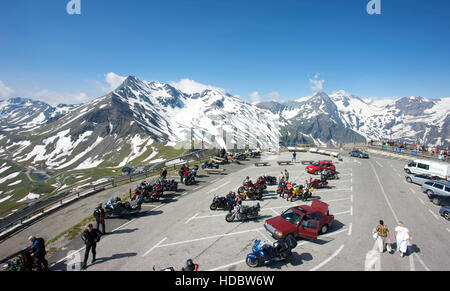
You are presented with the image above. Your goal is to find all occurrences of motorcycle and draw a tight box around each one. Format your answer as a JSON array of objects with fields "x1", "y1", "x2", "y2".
[
  {"x1": 202, "y1": 161, "x2": 219, "y2": 169},
  {"x1": 159, "y1": 178, "x2": 178, "y2": 192},
  {"x1": 246, "y1": 237, "x2": 297, "y2": 268},
  {"x1": 192, "y1": 165, "x2": 199, "y2": 177},
  {"x1": 153, "y1": 260, "x2": 199, "y2": 271},
  {"x1": 309, "y1": 177, "x2": 328, "y2": 189},
  {"x1": 277, "y1": 181, "x2": 294, "y2": 198},
  {"x1": 105, "y1": 195, "x2": 143, "y2": 217},
  {"x1": 255, "y1": 176, "x2": 267, "y2": 190},
  {"x1": 225, "y1": 203, "x2": 261, "y2": 222},
  {"x1": 241, "y1": 186, "x2": 263, "y2": 200},
  {"x1": 210, "y1": 195, "x2": 235, "y2": 211},
  {"x1": 183, "y1": 170, "x2": 196, "y2": 186},
  {"x1": 286, "y1": 184, "x2": 303, "y2": 202},
  {"x1": 262, "y1": 175, "x2": 277, "y2": 186},
  {"x1": 238, "y1": 179, "x2": 263, "y2": 195},
  {"x1": 301, "y1": 183, "x2": 314, "y2": 201},
  {"x1": 325, "y1": 171, "x2": 339, "y2": 180}
]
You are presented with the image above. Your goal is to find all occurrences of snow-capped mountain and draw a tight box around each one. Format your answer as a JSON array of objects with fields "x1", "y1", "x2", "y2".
[
  {"x1": 258, "y1": 90, "x2": 450, "y2": 146},
  {"x1": 0, "y1": 98, "x2": 78, "y2": 132},
  {"x1": 258, "y1": 91, "x2": 366, "y2": 146},
  {"x1": 0, "y1": 76, "x2": 280, "y2": 171}
]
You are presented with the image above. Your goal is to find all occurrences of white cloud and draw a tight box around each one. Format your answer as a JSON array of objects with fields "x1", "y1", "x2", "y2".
[
  {"x1": 0, "y1": 81, "x2": 14, "y2": 98},
  {"x1": 249, "y1": 91, "x2": 262, "y2": 104},
  {"x1": 29, "y1": 90, "x2": 89, "y2": 106},
  {"x1": 310, "y1": 73, "x2": 325, "y2": 92},
  {"x1": 268, "y1": 91, "x2": 281, "y2": 101},
  {"x1": 169, "y1": 78, "x2": 226, "y2": 95},
  {"x1": 105, "y1": 72, "x2": 127, "y2": 91}
]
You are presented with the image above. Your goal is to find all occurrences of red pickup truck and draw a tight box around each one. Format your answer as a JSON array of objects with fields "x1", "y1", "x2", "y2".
[
  {"x1": 264, "y1": 200, "x2": 334, "y2": 241},
  {"x1": 306, "y1": 161, "x2": 336, "y2": 175}
]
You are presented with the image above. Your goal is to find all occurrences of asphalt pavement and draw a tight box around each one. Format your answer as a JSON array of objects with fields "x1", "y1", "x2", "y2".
[{"x1": 46, "y1": 151, "x2": 450, "y2": 271}]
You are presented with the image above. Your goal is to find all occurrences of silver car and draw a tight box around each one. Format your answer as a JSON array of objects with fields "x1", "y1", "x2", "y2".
[
  {"x1": 421, "y1": 180, "x2": 450, "y2": 196},
  {"x1": 405, "y1": 174, "x2": 438, "y2": 185}
]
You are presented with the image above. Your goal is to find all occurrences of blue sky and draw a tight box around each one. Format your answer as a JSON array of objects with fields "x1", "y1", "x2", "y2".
[{"x1": 1, "y1": 0, "x2": 450, "y2": 105}]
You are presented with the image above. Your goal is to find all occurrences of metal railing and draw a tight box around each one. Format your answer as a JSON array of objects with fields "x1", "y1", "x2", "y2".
[
  {"x1": 366, "y1": 144, "x2": 450, "y2": 162},
  {"x1": 0, "y1": 149, "x2": 216, "y2": 240}
]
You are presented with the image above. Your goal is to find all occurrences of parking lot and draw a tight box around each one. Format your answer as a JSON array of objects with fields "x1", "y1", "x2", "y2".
[{"x1": 48, "y1": 151, "x2": 450, "y2": 271}]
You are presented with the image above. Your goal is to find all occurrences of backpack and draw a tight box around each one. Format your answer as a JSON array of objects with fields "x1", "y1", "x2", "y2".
[{"x1": 36, "y1": 237, "x2": 46, "y2": 252}]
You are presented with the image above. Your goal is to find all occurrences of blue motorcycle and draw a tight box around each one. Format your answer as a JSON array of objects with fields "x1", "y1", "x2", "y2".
[{"x1": 246, "y1": 238, "x2": 296, "y2": 268}]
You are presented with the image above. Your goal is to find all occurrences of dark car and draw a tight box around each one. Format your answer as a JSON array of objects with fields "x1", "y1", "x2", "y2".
[
  {"x1": 349, "y1": 151, "x2": 369, "y2": 158},
  {"x1": 439, "y1": 206, "x2": 450, "y2": 221},
  {"x1": 427, "y1": 193, "x2": 450, "y2": 206},
  {"x1": 264, "y1": 200, "x2": 334, "y2": 241}
]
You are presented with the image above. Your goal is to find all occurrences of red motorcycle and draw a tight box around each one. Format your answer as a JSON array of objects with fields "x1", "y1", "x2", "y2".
[{"x1": 309, "y1": 177, "x2": 328, "y2": 189}]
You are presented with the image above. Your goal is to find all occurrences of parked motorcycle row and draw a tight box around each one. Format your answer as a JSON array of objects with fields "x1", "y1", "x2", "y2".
[
  {"x1": 207, "y1": 160, "x2": 339, "y2": 268},
  {"x1": 104, "y1": 165, "x2": 202, "y2": 218}
]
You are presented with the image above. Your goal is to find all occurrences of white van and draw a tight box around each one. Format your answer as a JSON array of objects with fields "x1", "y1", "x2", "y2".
[{"x1": 404, "y1": 159, "x2": 450, "y2": 180}]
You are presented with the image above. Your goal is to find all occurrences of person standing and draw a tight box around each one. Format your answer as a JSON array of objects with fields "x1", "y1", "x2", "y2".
[
  {"x1": 28, "y1": 236, "x2": 49, "y2": 271},
  {"x1": 161, "y1": 167, "x2": 168, "y2": 179},
  {"x1": 292, "y1": 152, "x2": 297, "y2": 163},
  {"x1": 179, "y1": 165, "x2": 186, "y2": 183},
  {"x1": 394, "y1": 221, "x2": 411, "y2": 257},
  {"x1": 375, "y1": 220, "x2": 391, "y2": 253},
  {"x1": 284, "y1": 169, "x2": 289, "y2": 182},
  {"x1": 81, "y1": 224, "x2": 102, "y2": 270},
  {"x1": 93, "y1": 203, "x2": 106, "y2": 235},
  {"x1": 278, "y1": 171, "x2": 285, "y2": 184}
]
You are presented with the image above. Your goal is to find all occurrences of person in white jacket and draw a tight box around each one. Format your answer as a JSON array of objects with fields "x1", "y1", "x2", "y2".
[{"x1": 394, "y1": 221, "x2": 411, "y2": 257}]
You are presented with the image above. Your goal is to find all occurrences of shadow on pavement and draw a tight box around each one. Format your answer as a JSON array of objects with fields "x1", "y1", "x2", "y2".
[
  {"x1": 109, "y1": 228, "x2": 138, "y2": 235},
  {"x1": 265, "y1": 252, "x2": 314, "y2": 269}
]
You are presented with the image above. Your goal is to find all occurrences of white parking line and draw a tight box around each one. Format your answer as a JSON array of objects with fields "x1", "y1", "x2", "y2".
[
  {"x1": 414, "y1": 253, "x2": 431, "y2": 271},
  {"x1": 428, "y1": 209, "x2": 440, "y2": 221},
  {"x1": 409, "y1": 254, "x2": 415, "y2": 271},
  {"x1": 417, "y1": 197, "x2": 425, "y2": 205},
  {"x1": 142, "y1": 237, "x2": 167, "y2": 257},
  {"x1": 208, "y1": 228, "x2": 349, "y2": 271},
  {"x1": 112, "y1": 218, "x2": 137, "y2": 231},
  {"x1": 310, "y1": 244, "x2": 345, "y2": 271},
  {"x1": 193, "y1": 186, "x2": 202, "y2": 191},
  {"x1": 319, "y1": 188, "x2": 352, "y2": 193},
  {"x1": 209, "y1": 181, "x2": 230, "y2": 193},
  {"x1": 155, "y1": 228, "x2": 265, "y2": 249},
  {"x1": 185, "y1": 213, "x2": 200, "y2": 224},
  {"x1": 375, "y1": 161, "x2": 383, "y2": 168},
  {"x1": 348, "y1": 223, "x2": 352, "y2": 236}
]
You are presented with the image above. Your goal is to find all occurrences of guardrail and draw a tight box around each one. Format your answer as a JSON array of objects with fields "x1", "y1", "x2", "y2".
[
  {"x1": 0, "y1": 149, "x2": 216, "y2": 241},
  {"x1": 366, "y1": 145, "x2": 450, "y2": 162}
]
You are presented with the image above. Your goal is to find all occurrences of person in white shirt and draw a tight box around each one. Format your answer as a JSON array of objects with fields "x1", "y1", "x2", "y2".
[{"x1": 394, "y1": 221, "x2": 411, "y2": 257}]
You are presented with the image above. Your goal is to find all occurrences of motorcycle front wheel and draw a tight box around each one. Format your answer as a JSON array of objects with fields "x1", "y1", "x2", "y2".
[
  {"x1": 246, "y1": 256, "x2": 260, "y2": 268},
  {"x1": 210, "y1": 203, "x2": 218, "y2": 210},
  {"x1": 225, "y1": 213, "x2": 234, "y2": 222}
]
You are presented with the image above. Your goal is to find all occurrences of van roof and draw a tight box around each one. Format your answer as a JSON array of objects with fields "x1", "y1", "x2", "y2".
[{"x1": 411, "y1": 159, "x2": 450, "y2": 166}]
